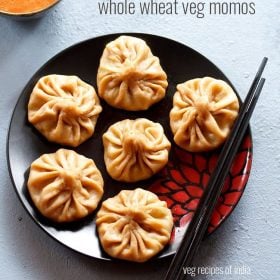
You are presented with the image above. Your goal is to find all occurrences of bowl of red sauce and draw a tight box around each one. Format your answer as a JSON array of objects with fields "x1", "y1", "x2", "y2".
[{"x1": 0, "y1": 0, "x2": 61, "y2": 19}]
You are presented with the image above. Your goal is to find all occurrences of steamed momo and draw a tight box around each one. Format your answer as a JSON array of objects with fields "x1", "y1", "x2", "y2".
[
  {"x1": 96, "y1": 188, "x2": 173, "y2": 262},
  {"x1": 103, "y1": 118, "x2": 171, "y2": 182},
  {"x1": 97, "y1": 36, "x2": 168, "y2": 111},
  {"x1": 27, "y1": 149, "x2": 104, "y2": 222},
  {"x1": 28, "y1": 74, "x2": 102, "y2": 147},
  {"x1": 170, "y1": 77, "x2": 239, "y2": 152}
]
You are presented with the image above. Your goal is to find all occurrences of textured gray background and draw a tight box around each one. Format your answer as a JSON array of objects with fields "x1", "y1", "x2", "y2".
[{"x1": 0, "y1": 0, "x2": 279, "y2": 279}]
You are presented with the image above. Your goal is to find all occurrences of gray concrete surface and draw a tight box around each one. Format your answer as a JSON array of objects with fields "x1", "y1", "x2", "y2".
[{"x1": 0, "y1": 0, "x2": 279, "y2": 279}]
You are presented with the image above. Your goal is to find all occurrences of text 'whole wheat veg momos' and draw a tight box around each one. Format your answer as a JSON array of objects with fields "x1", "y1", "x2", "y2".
[
  {"x1": 28, "y1": 74, "x2": 102, "y2": 147},
  {"x1": 97, "y1": 36, "x2": 168, "y2": 111}
]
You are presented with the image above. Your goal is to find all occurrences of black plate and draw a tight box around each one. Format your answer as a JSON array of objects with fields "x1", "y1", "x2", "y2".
[{"x1": 7, "y1": 33, "x2": 245, "y2": 260}]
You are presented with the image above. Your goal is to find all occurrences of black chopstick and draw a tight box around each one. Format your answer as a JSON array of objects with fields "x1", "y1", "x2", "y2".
[{"x1": 164, "y1": 57, "x2": 268, "y2": 280}]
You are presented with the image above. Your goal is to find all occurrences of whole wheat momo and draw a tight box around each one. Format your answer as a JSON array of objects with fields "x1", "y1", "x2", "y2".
[
  {"x1": 27, "y1": 149, "x2": 104, "y2": 222},
  {"x1": 28, "y1": 74, "x2": 102, "y2": 147},
  {"x1": 103, "y1": 118, "x2": 171, "y2": 182},
  {"x1": 96, "y1": 188, "x2": 173, "y2": 262},
  {"x1": 170, "y1": 77, "x2": 239, "y2": 152},
  {"x1": 97, "y1": 36, "x2": 168, "y2": 111}
]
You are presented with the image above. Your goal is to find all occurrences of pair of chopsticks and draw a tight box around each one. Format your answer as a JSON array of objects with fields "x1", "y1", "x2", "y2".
[{"x1": 164, "y1": 57, "x2": 268, "y2": 280}]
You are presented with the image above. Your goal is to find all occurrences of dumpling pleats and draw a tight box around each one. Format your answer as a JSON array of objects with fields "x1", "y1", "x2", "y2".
[
  {"x1": 170, "y1": 77, "x2": 239, "y2": 152},
  {"x1": 27, "y1": 149, "x2": 104, "y2": 222},
  {"x1": 97, "y1": 36, "x2": 168, "y2": 111},
  {"x1": 103, "y1": 118, "x2": 171, "y2": 182},
  {"x1": 96, "y1": 188, "x2": 173, "y2": 262},
  {"x1": 28, "y1": 75, "x2": 102, "y2": 147}
]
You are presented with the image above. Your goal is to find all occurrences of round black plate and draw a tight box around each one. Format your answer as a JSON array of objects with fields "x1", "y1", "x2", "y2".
[{"x1": 7, "y1": 33, "x2": 245, "y2": 260}]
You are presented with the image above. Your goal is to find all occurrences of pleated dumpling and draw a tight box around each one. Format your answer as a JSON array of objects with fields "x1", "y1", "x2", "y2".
[
  {"x1": 97, "y1": 36, "x2": 168, "y2": 111},
  {"x1": 103, "y1": 118, "x2": 171, "y2": 182},
  {"x1": 28, "y1": 74, "x2": 102, "y2": 147},
  {"x1": 96, "y1": 188, "x2": 173, "y2": 262},
  {"x1": 170, "y1": 77, "x2": 239, "y2": 152},
  {"x1": 27, "y1": 149, "x2": 104, "y2": 222}
]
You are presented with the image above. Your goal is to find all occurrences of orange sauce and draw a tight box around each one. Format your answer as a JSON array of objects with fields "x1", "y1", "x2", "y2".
[{"x1": 0, "y1": 0, "x2": 58, "y2": 14}]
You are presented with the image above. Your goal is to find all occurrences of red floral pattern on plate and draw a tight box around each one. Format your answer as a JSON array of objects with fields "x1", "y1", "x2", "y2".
[{"x1": 149, "y1": 133, "x2": 252, "y2": 243}]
